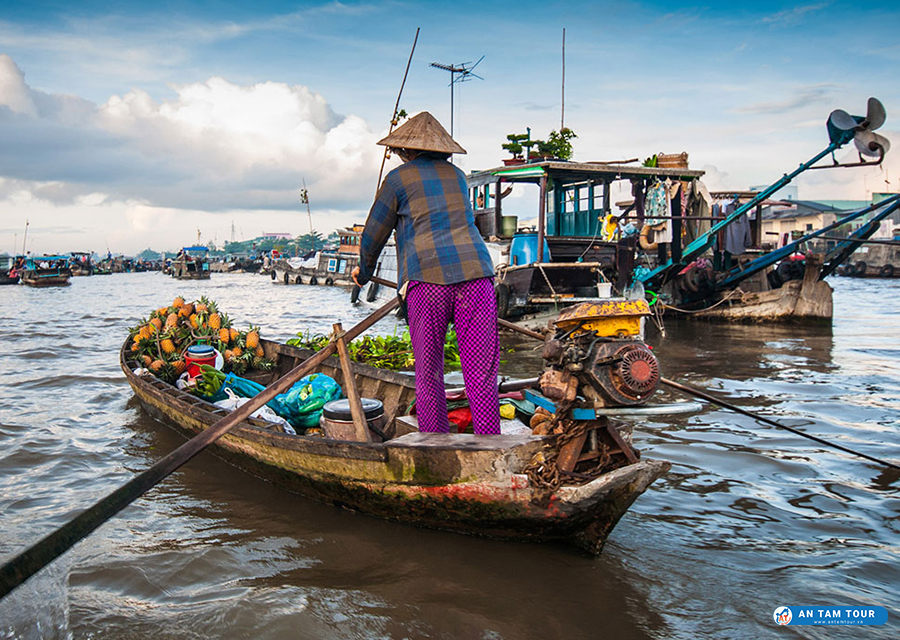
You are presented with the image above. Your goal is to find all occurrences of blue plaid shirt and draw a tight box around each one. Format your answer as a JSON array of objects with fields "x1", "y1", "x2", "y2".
[{"x1": 357, "y1": 157, "x2": 494, "y2": 290}]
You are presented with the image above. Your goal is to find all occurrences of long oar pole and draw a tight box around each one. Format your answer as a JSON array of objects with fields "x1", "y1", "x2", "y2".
[
  {"x1": 375, "y1": 27, "x2": 420, "y2": 191},
  {"x1": 493, "y1": 311, "x2": 899, "y2": 470},
  {"x1": 0, "y1": 296, "x2": 400, "y2": 601},
  {"x1": 659, "y1": 378, "x2": 899, "y2": 470}
]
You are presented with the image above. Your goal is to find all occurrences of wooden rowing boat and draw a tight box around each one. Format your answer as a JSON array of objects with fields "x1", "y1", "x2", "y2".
[{"x1": 120, "y1": 336, "x2": 669, "y2": 554}]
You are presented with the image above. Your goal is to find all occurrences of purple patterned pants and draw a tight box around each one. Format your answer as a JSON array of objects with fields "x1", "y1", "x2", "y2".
[{"x1": 406, "y1": 278, "x2": 501, "y2": 434}]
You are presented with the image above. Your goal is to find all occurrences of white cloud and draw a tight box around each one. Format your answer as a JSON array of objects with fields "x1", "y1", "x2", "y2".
[
  {"x1": 0, "y1": 54, "x2": 37, "y2": 116},
  {"x1": 0, "y1": 56, "x2": 382, "y2": 213}
]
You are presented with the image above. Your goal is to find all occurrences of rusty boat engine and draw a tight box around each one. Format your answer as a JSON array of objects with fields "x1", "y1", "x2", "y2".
[{"x1": 540, "y1": 299, "x2": 660, "y2": 408}]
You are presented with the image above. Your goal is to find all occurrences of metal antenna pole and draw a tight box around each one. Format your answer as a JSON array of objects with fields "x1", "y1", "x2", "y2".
[
  {"x1": 450, "y1": 70, "x2": 455, "y2": 137},
  {"x1": 301, "y1": 179, "x2": 314, "y2": 252},
  {"x1": 431, "y1": 57, "x2": 484, "y2": 141},
  {"x1": 22, "y1": 220, "x2": 28, "y2": 255}
]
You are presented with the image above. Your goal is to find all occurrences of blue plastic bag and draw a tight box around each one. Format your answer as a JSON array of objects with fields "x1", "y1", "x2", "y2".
[{"x1": 222, "y1": 372, "x2": 342, "y2": 429}]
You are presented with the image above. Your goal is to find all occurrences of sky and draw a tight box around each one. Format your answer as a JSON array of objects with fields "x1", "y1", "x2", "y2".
[{"x1": 1, "y1": 0, "x2": 898, "y2": 255}]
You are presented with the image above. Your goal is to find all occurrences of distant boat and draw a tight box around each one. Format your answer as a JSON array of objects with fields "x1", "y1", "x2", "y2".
[
  {"x1": 20, "y1": 256, "x2": 72, "y2": 287},
  {"x1": 170, "y1": 246, "x2": 211, "y2": 280},
  {"x1": 69, "y1": 251, "x2": 94, "y2": 276},
  {"x1": 0, "y1": 254, "x2": 20, "y2": 285}
]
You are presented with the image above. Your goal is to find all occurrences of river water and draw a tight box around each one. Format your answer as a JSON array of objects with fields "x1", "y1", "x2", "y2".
[{"x1": 0, "y1": 273, "x2": 897, "y2": 639}]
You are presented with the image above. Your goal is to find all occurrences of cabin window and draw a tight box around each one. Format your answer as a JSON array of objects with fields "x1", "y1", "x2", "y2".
[
  {"x1": 339, "y1": 259, "x2": 348, "y2": 273},
  {"x1": 327, "y1": 258, "x2": 338, "y2": 272}
]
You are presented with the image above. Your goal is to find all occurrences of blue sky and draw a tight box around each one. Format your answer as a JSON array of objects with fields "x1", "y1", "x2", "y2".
[{"x1": 1, "y1": 0, "x2": 898, "y2": 254}]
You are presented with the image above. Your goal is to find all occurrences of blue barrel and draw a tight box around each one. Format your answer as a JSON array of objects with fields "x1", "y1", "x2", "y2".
[{"x1": 510, "y1": 233, "x2": 551, "y2": 266}]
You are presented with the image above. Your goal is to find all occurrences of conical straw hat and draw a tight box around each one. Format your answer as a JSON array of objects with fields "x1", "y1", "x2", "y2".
[{"x1": 377, "y1": 111, "x2": 466, "y2": 155}]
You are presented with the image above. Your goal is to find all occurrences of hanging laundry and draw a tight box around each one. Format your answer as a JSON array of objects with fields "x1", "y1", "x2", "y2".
[
  {"x1": 644, "y1": 181, "x2": 667, "y2": 226},
  {"x1": 724, "y1": 204, "x2": 752, "y2": 255}
]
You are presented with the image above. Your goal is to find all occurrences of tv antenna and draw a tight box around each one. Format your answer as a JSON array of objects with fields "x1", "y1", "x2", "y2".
[
  {"x1": 300, "y1": 179, "x2": 315, "y2": 251},
  {"x1": 430, "y1": 56, "x2": 484, "y2": 138}
]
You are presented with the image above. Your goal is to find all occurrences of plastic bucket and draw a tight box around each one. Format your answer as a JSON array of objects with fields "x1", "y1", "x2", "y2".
[
  {"x1": 320, "y1": 398, "x2": 385, "y2": 441},
  {"x1": 501, "y1": 215, "x2": 518, "y2": 237},
  {"x1": 510, "y1": 233, "x2": 551, "y2": 265},
  {"x1": 185, "y1": 344, "x2": 216, "y2": 378}
]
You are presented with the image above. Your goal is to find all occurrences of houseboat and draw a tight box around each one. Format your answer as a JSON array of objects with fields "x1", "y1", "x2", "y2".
[
  {"x1": 272, "y1": 226, "x2": 364, "y2": 288},
  {"x1": 458, "y1": 99, "x2": 892, "y2": 325}
]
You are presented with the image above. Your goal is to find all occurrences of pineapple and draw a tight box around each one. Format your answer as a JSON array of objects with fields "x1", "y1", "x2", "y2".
[
  {"x1": 161, "y1": 338, "x2": 176, "y2": 355},
  {"x1": 224, "y1": 349, "x2": 233, "y2": 362},
  {"x1": 245, "y1": 328, "x2": 260, "y2": 349},
  {"x1": 254, "y1": 345, "x2": 264, "y2": 358},
  {"x1": 149, "y1": 317, "x2": 163, "y2": 333},
  {"x1": 142, "y1": 355, "x2": 153, "y2": 366},
  {"x1": 179, "y1": 303, "x2": 193, "y2": 318},
  {"x1": 150, "y1": 359, "x2": 164, "y2": 372},
  {"x1": 173, "y1": 296, "x2": 185, "y2": 308},
  {"x1": 165, "y1": 313, "x2": 179, "y2": 330},
  {"x1": 218, "y1": 328, "x2": 230, "y2": 343},
  {"x1": 229, "y1": 327, "x2": 239, "y2": 342},
  {"x1": 209, "y1": 313, "x2": 221, "y2": 330},
  {"x1": 172, "y1": 360, "x2": 186, "y2": 375},
  {"x1": 232, "y1": 346, "x2": 243, "y2": 357},
  {"x1": 190, "y1": 314, "x2": 199, "y2": 329},
  {"x1": 195, "y1": 302, "x2": 208, "y2": 314}
]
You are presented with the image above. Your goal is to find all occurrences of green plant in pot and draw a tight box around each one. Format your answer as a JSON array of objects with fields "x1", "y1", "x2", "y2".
[
  {"x1": 546, "y1": 127, "x2": 577, "y2": 160},
  {"x1": 502, "y1": 133, "x2": 529, "y2": 165}
]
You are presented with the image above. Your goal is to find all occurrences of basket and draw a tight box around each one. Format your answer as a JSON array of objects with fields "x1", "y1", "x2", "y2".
[{"x1": 656, "y1": 152, "x2": 689, "y2": 169}]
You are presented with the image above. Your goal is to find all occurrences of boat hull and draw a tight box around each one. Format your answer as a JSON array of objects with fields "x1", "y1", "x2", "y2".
[
  {"x1": 121, "y1": 339, "x2": 669, "y2": 553},
  {"x1": 673, "y1": 268, "x2": 833, "y2": 323},
  {"x1": 21, "y1": 270, "x2": 71, "y2": 287}
]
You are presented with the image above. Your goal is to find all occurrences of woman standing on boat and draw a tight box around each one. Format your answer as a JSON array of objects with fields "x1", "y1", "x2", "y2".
[{"x1": 352, "y1": 112, "x2": 501, "y2": 435}]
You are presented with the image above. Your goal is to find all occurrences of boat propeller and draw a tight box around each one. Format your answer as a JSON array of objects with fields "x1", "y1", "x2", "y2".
[{"x1": 823, "y1": 97, "x2": 890, "y2": 165}]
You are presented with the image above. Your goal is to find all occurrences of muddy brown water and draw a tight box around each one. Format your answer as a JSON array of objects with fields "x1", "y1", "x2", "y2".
[{"x1": 0, "y1": 273, "x2": 897, "y2": 639}]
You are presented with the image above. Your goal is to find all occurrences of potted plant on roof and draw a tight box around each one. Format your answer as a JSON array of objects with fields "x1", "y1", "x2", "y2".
[
  {"x1": 546, "y1": 127, "x2": 577, "y2": 161},
  {"x1": 502, "y1": 133, "x2": 529, "y2": 166}
]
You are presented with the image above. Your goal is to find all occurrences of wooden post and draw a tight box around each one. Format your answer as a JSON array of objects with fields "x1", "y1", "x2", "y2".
[
  {"x1": 537, "y1": 175, "x2": 547, "y2": 262},
  {"x1": 494, "y1": 179, "x2": 503, "y2": 235},
  {"x1": 333, "y1": 323, "x2": 371, "y2": 442}
]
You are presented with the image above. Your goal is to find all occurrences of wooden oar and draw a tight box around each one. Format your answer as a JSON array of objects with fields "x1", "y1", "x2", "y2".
[
  {"x1": 0, "y1": 296, "x2": 400, "y2": 601},
  {"x1": 660, "y1": 378, "x2": 900, "y2": 470}
]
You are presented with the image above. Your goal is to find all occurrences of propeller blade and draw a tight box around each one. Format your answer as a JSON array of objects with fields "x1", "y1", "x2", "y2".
[
  {"x1": 864, "y1": 97, "x2": 886, "y2": 131},
  {"x1": 828, "y1": 109, "x2": 859, "y2": 131},
  {"x1": 854, "y1": 130, "x2": 891, "y2": 158}
]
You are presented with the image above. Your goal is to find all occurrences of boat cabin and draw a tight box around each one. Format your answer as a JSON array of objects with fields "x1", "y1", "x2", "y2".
[
  {"x1": 466, "y1": 160, "x2": 704, "y2": 317},
  {"x1": 337, "y1": 224, "x2": 365, "y2": 256}
]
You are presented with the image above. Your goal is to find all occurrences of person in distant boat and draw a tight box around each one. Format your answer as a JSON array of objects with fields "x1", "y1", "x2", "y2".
[{"x1": 352, "y1": 111, "x2": 500, "y2": 435}]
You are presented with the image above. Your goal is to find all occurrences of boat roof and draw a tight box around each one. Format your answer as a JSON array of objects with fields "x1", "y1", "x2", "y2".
[
  {"x1": 30, "y1": 255, "x2": 71, "y2": 261},
  {"x1": 181, "y1": 246, "x2": 209, "y2": 252},
  {"x1": 467, "y1": 160, "x2": 705, "y2": 187}
]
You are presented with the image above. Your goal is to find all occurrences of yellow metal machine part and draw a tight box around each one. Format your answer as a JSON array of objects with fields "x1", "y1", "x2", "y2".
[{"x1": 553, "y1": 300, "x2": 650, "y2": 338}]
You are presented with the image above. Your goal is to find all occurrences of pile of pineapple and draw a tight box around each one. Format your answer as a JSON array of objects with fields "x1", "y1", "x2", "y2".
[{"x1": 128, "y1": 295, "x2": 274, "y2": 382}]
